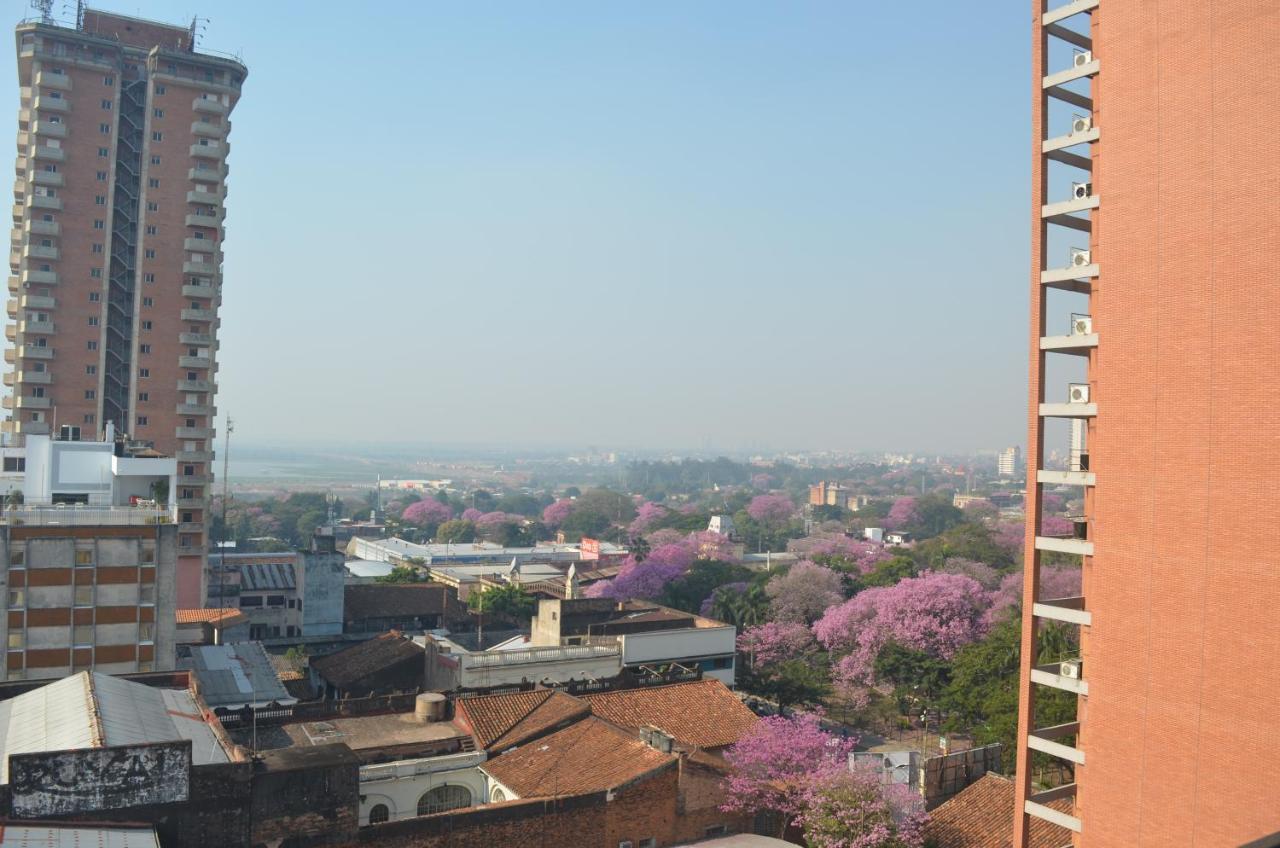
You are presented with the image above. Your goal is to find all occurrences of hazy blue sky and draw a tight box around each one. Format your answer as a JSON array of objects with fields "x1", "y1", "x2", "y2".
[{"x1": 9, "y1": 1, "x2": 1038, "y2": 454}]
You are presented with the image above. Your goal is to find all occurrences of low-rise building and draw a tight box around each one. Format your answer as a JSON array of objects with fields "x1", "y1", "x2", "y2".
[
  {"x1": 423, "y1": 637, "x2": 623, "y2": 691},
  {"x1": 344, "y1": 583, "x2": 469, "y2": 634},
  {"x1": 175, "y1": 607, "x2": 250, "y2": 645},
  {"x1": 206, "y1": 543, "x2": 346, "y2": 641},
  {"x1": 531, "y1": 598, "x2": 737, "y2": 685},
  {"x1": 310, "y1": 631, "x2": 426, "y2": 698},
  {"x1": 239, "y1": 696, "x2": 485, "y2": 828},
  {"x1": 180, "y1": 642, "x2": 297, "y2": 721},
  {"x1": 0, "y1": 428, "x2": 183, "y2": 681}
]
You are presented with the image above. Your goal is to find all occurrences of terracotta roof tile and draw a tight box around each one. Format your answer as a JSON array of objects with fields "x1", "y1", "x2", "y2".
[
  {"x1": 922, "y1": 773, "x2": 1072, "y2": 848},
  {"x1": 310, "y1": 631, "x2": 425, "y2": 688},
  {"x1": 455, "y1": 689, "x2": 590, "y2": 751},
  {"x1": 481, "y1": 716, "x2": 675, "y2": 798},
  {"x1": 175, "y1": 608, "x2": 247, "y2": 626},
  {"x1": 580, "y1": 679, "x2": 758, "y2": 750}
]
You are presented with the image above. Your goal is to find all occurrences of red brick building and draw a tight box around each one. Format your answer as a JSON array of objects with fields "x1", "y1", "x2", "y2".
[
  {"x1": 8, "y1": 10, "x2": 246, "y2": 609},
  {"x1": 1015, "y1": 2, "x2": 1280, "y2": 846}
]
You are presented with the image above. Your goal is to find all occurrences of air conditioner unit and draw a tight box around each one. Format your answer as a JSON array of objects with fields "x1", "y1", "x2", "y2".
[
  {"x1": 1060, "y1": 659, "x2": 1083, "y2": 679},
  {"x1": 1070, "y1": 248, "x2": 1091, "y2": 267},
  {"x1": 1073, "y1": 50, "x2": 1093, "y2": 67},
  {"x1": 1071, "y1": 314, "x2": 1093, "y2": 335},
  {"x1": 1071, "y1": 115, "x2": 1092, "y2": 135},
  {"x1": 1068, "y1": 383, "x2": 1091, "y2": 404},
  {"x1": 1072, "y1": 181, "x2": 1092, "y2": 200}
]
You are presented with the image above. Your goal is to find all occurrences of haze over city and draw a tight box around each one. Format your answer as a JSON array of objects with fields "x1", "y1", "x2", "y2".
[{"x1": 2, "y1": 0, "x2": 1035, "y2": 453}]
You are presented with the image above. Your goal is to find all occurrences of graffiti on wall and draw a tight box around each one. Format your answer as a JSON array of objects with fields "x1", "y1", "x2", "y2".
[{"x1": 9, "y1": 741, "x2": 191, "y2": 816}]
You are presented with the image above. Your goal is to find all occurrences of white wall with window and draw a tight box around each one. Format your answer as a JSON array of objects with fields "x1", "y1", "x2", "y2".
[{"x1": 358, "y1": 751, "x2": 487, "y2": 826}]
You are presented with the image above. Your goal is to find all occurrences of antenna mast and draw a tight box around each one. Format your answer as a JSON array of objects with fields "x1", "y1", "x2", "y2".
[{"x1": 31, "y1": 1, "x2": 53, "y2": 25}]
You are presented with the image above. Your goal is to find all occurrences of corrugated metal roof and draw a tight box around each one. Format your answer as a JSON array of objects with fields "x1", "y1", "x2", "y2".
[
  {"x1": 241, "y1": 561, "x2": 296, "y2": 591},
  {"x1": 0, "y1": 824, "x2": 160, "y2": 848},
  {"x1": 0, "y1": 672, "x2": 230, "y2": 784},
  {"x1": 180, "y1": 643, "x2": 295, "y2": 709}
]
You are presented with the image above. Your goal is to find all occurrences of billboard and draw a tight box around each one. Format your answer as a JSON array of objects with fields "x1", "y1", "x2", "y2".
[
  {"x1": 580, "y1": 538, "x2": 601, "y2": 561},
  {"x1": 9, "y1": 741, "x2": 192, "y2": 817}
]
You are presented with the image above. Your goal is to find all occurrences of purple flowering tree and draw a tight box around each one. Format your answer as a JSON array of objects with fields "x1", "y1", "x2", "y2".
[
  {"x1": 1040, "y1": 514, "x2": 1075, "y2": 537},
  {"x1": 751, "y1": 472, "x2": 775, "y2": 490},
  {"x1": 738, "y1": 620, "x2": 818, "y2": 667},
  {"x1": 461, "y1": 507, "x2": 483, "y2": 522},
  {"x1": 542, "y1": 498, "x2": 575, "y2": 527},
  {"x1": 401, "y1": 498, "x2": 453, "y2": 526},
  {"x1": 628, "y1": 501, "x2": 669, "y2": 536},
  {"x1": 721, "y1": 711, "x2": 856, "y2": 830},
  {"x1": 475, "y1": 511, "x2": 518, "y2": 529},
  {"x1": 884, "y1": 497, "x2": 919, "y2": 531},
  {"x1": 794, "y1": 767, "x2": 928, "y2": 848},
  {"x1": 791, "y1": 535, "x2": 892, "y2": 575},
  {"x1": 591, "y1": 541, "x2": 697, "y2": 600},
  {"x1": 687, "y1": 530, "x2": 741, "y2": 563},
  {"x1": 748, "y1": 493, "x2": 796, "y2": 524},
  {"x1": 939, "y1": 556, "x2": 1001, "y2": 590},
  {"x1": 766, "y1": 560, "x2": 845, "y2": 624},
  {"x1": 812, "y1": 572, "x2": 992, "y2": 704},
  {"x1": 985, "y1": 566, "x2": 1082, "y2": 625}
]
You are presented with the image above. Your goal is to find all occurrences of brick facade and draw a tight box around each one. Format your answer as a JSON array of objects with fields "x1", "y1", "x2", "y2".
[{"x1": 1022, "y1": 2, "x2": 1280, "y2": 845}]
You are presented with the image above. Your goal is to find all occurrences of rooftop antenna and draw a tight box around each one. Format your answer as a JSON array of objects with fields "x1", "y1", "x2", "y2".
[
  {"x1": 31, "y1": 0, "x2": 54, "y2": 25},
  {"x1": 188, "y1": 15, "x2": 208, "y2": 52},
  {"x1": 75, "y1": 0, "x2": 84, "y2": 30}
]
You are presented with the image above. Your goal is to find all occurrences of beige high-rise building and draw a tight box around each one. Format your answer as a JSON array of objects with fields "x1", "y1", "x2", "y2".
[{"x1": 6, "y1": 9, "x2": 246, "y2": 607}]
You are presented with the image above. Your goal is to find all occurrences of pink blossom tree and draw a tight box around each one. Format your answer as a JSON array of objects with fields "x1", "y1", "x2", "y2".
[
  {"x1": 542, "y1": 498, "x2": 575, "y2": 527},
  {"x1": 461, "y1": 507, "x2": 484, "y2": 522},
  {"x1": 794, "y1": 767, "x2": 927, "y2": 848},
  {"x1": 721, "y1": 711, "x2": 856, "y2": 827},
  {"x1": 751, "y1": 472, "x2": 775, "y2": 490},
  {"x1": 884, "y1": 497, "x2": 918, "y2": 531},
  {"x1": 1040, "y1": 515, "x2": 1075, "y2": 537},
  {"x1": 766, "y1": 560, "x2": 845, "y2": 624},
  {"x1": 401, "y1": 498, "x2": 453, "y2": 526},
  {"x1": 986, "y1": 566, "x2": 1081, "y2": 625},
  {"x1": 791, "y1": 535, "x2": 892, "y2": 575},
  {"x1": 747, "y1": 493, "x2": 796, "y2": 524},
  {"x1": 592, "y1": 542, "x2": 697, "y2": 600},
  {"x1": 475, "y1": 511, "x2": 519, "y2": 529},
  {"x1": 645, "y1": 528, "x2": 686, "y2": 548},
  {"x1": 628, "y1": 501, "x2": 669, "y2": 535},
  {"x1": 939, "y1": 556, "x2": 1001, "y2": 590},
  {"x1": 738, "y1": 620, "x2": 819, "y2": 666},
  {"x1": 813, "y1": 572, "x2": 992, "y2": 704},
  {"x1": 687, "y1": 530, "x2": 741, "y2": 563}
]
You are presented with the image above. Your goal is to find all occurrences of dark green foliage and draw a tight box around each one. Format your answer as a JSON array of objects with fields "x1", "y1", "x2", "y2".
[
  {"x1": 912, "y1": 521, "x2": 1016, "y2": 572},
  {"x1": 740, "y1": 660, "x2": 831, "y2": 713},
  {"x1": 657, "y1": 560, "x2": 754, "y2": 614}
]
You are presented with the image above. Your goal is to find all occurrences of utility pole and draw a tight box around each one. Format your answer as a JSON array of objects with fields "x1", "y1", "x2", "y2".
[{"x1": 218, "y1": 416, "x2": 234, "y2": 610}]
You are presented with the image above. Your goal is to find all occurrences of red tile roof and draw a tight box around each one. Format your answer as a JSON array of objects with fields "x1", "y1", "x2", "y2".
[
  {"x1": 481, "y1": 716, "x2": 676, "y2": 798},
  {"x1": 922, "y1": 773, "x2": 1073, "y2": 848},
  {"x1": 175, "y1": 608, "x2": 248, "y2": 626},
  {"x1": 580, "y1": 679, "x2": 758, "y2": 750},
  {"x1": 455, "y1": 689, "x2": 590, "y2": 751}
]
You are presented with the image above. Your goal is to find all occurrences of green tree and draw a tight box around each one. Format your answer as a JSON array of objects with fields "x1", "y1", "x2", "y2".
[
  {"x1": 376, "y1": 565, "x2": 426, "y2": 584},
  {"x1": 912, "y1": 521, "x2": 1016, "y2": 572},
  {"x1": 436, "y1": 519, "x2": 477, "y2": 543},
  {"x1": 559, "y1": 510, "x2": 610, "y2": 541},
  {"x1": 468, "y1": 583, "x2": 536, "y2": 624},
  {"x1": 873, "y1": 641, "x2": 952, "y2": 705},
  {"x1": 741, "y1": 659, "x2": 831, "y2": 714},
  {"x1": 657, "y1": 560, "x2": 753, "y2": 614},
  {"x1": 940, "y1": 617, "x2": 1078, "y2": 769},
  {"x1": 294, "y1": 509, "x2": 327, "y2": 546},
  {"x1": 709, "y1": 582, "x2": 770, "y2": 628}
]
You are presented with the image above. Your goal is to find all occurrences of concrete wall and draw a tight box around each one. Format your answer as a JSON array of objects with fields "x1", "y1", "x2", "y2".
[
  {"x1": 620, "y1": 627, "x2": 736, "y2": 685},
  {"x1": 8, "y1": 741, "x2": 191, "y2": 817},
  {"x1": 299, "y1": 549, "x2": 345, "y2": 637},
  {"x1": 457, "y1": 652, "x2": 622, "y2": 690}
]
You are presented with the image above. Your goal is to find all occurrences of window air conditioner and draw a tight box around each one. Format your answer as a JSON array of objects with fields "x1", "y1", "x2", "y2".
[
  {"x1": 1071, "y1": 115, "x2": 1092, "y2": 135},
  {"x1": 1068, "y1": 384, "x2": 1091, "y2": 404},
  {"x1": 1070, "y1": 248, "x2": 1092, "y2": 268},
  {"x1": 1072, "y1": 181, "x2": 1092, "y2": 200},
  {"x1": 1071, "y1": 314, "x2": 1093, "y2": 335},
  {"x1": 1060, "y1": 659, "x2": 1083, "y2": 679},
  {"x1": 1073, "y1": 50, "x2": 1093, "y2": 68}
]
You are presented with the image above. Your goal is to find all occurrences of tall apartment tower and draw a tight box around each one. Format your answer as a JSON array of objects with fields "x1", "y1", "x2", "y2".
[
  {"x1": 6, "y1": 10, "x2": 245, "y2": 608},
  {"x1": 1015, "y1": 2, "x2": 1280, "y2": 846},
  {"x1": 997, "y1": 445, "x2": 1021, "y2": 477}
]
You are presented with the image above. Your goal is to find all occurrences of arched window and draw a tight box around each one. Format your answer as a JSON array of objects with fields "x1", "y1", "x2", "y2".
[
  {"x1": 367, "y1": 803, "x2": 390, "y2": 825},
  {"x1": 490, "y1": 787, "x2": 506, "y2": 803},
  {"x1": 417, "y1": 785, "x2": 472, "y2": 816}
]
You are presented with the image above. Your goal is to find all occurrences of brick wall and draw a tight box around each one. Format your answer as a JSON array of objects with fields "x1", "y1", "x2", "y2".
[
  {"x1": 1081, "y1": 2, "x2": 1280, "y2": 845},
  {"x1": 250, "y1": 745, "x2": 360, "y2": 846}
]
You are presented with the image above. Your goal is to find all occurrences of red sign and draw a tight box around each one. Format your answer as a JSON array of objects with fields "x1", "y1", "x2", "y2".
[{"x1": 580, "y1": 538, "x2": 601, "y2": 561}]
